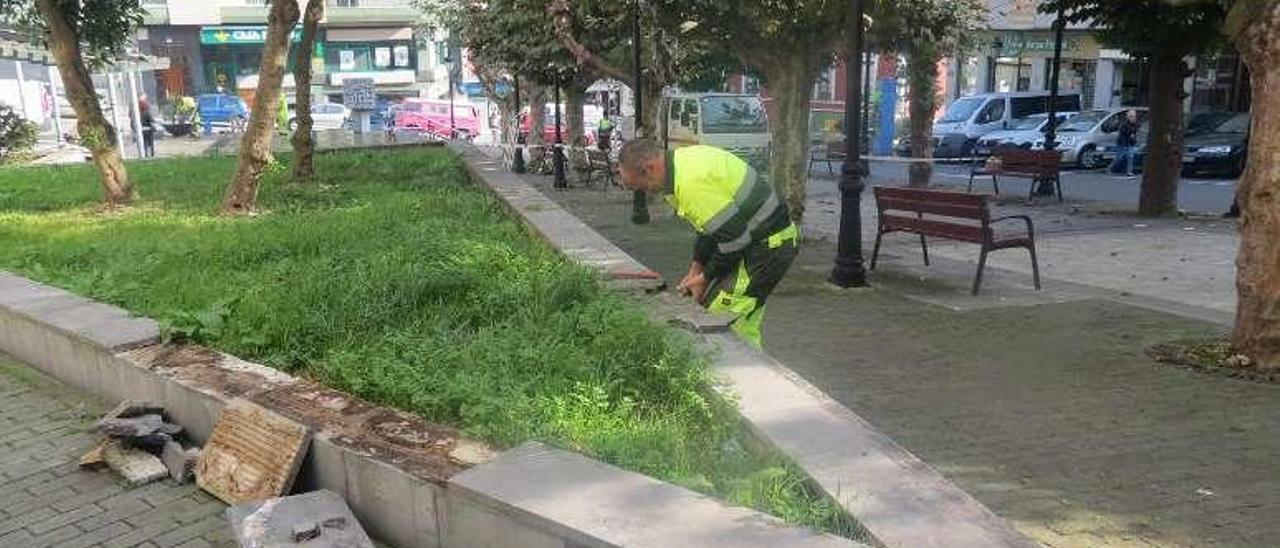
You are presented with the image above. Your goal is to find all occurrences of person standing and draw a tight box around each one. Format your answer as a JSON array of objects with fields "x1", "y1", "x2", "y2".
[
  {"x1": 138, "y1": 94, "x2": 155, "y2": 157},
  {"x1": 617, "y1": 140, "x2": 799, "y2": 348},
  {"x1": 1111, "y1": 109, "x2": 1140, "y2": 176}
]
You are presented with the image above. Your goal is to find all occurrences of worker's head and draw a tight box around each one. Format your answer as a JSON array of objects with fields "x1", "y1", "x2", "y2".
[
  {"x1": 1126, "y1": 109, "x2": 1138, "y2": 122},
  {"x1": 618, "y1": 139, "x2": 666, "y2": 193}
]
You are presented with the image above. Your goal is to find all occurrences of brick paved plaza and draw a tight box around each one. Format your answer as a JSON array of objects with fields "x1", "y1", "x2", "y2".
[{"x1": 0, "y1": 356, "x2": 232, "y2": 548}]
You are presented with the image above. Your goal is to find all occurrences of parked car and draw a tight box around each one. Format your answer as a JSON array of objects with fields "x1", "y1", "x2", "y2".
[
  {"x1": 394, "y1": 99, "x2": 481, "y2": 140},
  {"x1": 1182, "y1": 111, "x2": 1249, "y2": 178},
  {"x1": 196, "y1": 93, "x2": 249, "y2": 128},
  {"x1": 1030, "y1": 107, "x2": 1149, "y2": 168},
  {"x1": 518, "y1": 103, "x2": 605, "y2": 145},
  {"x1": 974, "y1": 112, "x2": 1074, "y2": 156},
  {"x1": 1096, "y1": 111, "x2": 1249, "y2": 177},
  {"x1": 928, "y1": 91, "x2": 1082, "y2": 158},
  {"x1": 288, "y1": 102, "x2": 350, "y2": 131}
]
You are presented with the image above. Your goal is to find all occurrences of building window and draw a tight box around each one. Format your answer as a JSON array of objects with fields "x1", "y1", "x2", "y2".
[
  {"x1": 741, "y1": 76, "x2": 761, "y2": 95},
  {"x1": 327, "y1": 40, "x2": 415, "y2": 72},
  {"x1": 813, "y1": 68, "x2": 834, "y2": 101},
  {"x1": 333, "y1": 0, "x2": 360, "y2": 6}
]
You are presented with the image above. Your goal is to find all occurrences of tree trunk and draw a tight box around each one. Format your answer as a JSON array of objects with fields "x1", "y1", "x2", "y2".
[
  {"x1": 222, "y1": 0, "x2": 300, "y2": 215},
  {"x1": 760, "y1": 60, "x2": 819, "y2": 223},
  {"x1": 527, "y1": 84, "x2": 547, "y2": 146},
  {"x1": 1138, "y1": 52, "x2": 1187, "y2": 217},
  {"x1": 906, "y1": 46, "x2": 939, "y2": 188},
  {"x1": 290, "y1": 0, "x2": 323, "y2": 182},
  {"x1": 637, "y1": 79, "x2": 665, "y2": 139},
  {"x1": 565, "y1": 85, "x2": 586, "y2": 145},
  {"x1": 1229, "y1": 1, "x2": 1280, "y2": 370},
  {"x1": 35, "y1": 0, "x2": 133, "y2": 206}
]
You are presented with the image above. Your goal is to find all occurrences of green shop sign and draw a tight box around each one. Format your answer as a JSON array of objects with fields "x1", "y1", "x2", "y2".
[
  {"x1": 201, "y1": 26, "x2": 303, "y2": 45},
  {"x1": 987, "y1": 31, "x2": 1099, "y2": 58}
]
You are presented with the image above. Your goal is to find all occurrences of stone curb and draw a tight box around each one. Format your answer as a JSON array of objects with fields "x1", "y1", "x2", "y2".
[{"x1": 450, "y1": 143, "x2": 1041, "y2": 548}]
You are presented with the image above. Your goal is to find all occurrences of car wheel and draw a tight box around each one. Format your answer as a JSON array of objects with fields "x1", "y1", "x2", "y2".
[
  {"x1": 1230, "y1": 155, "x2": 1246, "y2": 178},
  {"x1": 1077, "y1": 145, "x2": 1098, "y2": 169}
]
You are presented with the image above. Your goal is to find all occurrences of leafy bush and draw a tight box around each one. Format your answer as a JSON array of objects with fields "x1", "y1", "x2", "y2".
[
  {"x1": 0, "y1": 148, "x2": 860, "y2": 537},
  {"x1": 0, "y1": 105, "x2": 39, "y2": 164}
]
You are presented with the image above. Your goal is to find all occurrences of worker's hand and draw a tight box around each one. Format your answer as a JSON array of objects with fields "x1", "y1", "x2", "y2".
[{"x1": 677, "y1": 272, "x2": 708, "y2": 300}]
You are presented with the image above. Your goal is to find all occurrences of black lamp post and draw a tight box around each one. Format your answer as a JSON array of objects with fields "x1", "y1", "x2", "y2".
[
  {"x1": 553, "y1": 76, "x2": 568, "y2": 189},
  {"x1": 1037, "y1": 5, "x2": 1066, "y2": 196},
  {"x1": 630, "y1": 0, "x2": 650, "y2": 224},
  {"x1": 830, "y1": 0, "x2": 868, "y2": 288},
  {"x1": 512, "y1": 75, "x2": 526, "y2": 173}
]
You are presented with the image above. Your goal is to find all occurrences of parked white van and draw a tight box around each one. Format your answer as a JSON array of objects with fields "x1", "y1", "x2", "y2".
[
  {"x1": 932, "y1": 91, "x2": 1082, "y2": 158},
  {"x1": 662, "y1": 92, "x2": 770, "y2": 170}
]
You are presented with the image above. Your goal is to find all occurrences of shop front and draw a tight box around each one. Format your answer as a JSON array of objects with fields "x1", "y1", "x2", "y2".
[
  {"x1": 199, "y1": 25, "x2": 303, "y2": 95},
  {"x1": 322, "y1": 27, "x2": 419, "y2": 99}
]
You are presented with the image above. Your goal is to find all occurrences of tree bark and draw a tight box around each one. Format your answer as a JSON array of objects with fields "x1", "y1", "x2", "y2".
[
  {"x1": 222, "y1": 0, "x2": 300, "y2": 215},
  {"x1": 290, "y1": 0, "x2": 323, "y2": 182},
  {"x1": 1229, "y1": 0, "x2": 1280, "y2": 370},
  {"x1": 35, "y1": 0, "x2": 134, "y2": 206},
  {"x1": 759, "y1": 60, "x2": 820, "y2": 223},
  {"x1": 1138, "y1": 52, "x2": 1187, "y2": 217},
  {"x1": 906, "y1": 46, "x2": 939, "y2": 188},
  {"x1": 565, "y1": 85, "x2": 586, "y2": 145},
  {"x1": 527, "y1": 84, "x2": 548, "y2": 146}
]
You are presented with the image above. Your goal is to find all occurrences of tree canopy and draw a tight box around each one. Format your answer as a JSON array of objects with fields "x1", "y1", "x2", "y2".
[
  {"x1": 0, "y1": 0, "x2": 145, "y2": 67},
  {"x1": 1042, "y1": 0, "x2": 1228, "y2": 56}
]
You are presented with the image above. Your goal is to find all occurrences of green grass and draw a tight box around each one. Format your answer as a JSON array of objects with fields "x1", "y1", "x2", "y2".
[{"x1": 0, "y1": 148, "x2": 861, "y2": 538}]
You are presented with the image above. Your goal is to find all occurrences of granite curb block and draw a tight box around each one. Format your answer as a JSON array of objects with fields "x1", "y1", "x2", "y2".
[
  {"x1": 446, "y1": 441, "x2": 866, "y2": 548},
  {"x1": 450, "y1": 143, "x2": 1041, "y2": 548}
]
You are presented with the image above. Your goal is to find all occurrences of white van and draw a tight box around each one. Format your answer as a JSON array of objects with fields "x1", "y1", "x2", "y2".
[
  {"x1": 662, "y1": 92, "x2": 770, "y2": 170},
  {"x1": 932, "y1": 91, "x2": 1082, "y2": 157}
]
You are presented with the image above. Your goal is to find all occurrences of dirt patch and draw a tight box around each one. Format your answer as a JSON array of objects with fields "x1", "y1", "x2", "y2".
[
  {"x1": 1147, "y1": 340, "x2": 1280, "y2": 384},
  {"x1": 142, "y1": 344, "x2": 223, "y2": 370}
]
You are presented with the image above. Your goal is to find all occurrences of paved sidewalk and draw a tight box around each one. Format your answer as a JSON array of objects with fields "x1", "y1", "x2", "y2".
[
  {"x1": 518, "y1": 161, "x2": 1280, "y2": 548},
  {"x1": 0, "y1": 356, "x2": 232, "y2": 548}
]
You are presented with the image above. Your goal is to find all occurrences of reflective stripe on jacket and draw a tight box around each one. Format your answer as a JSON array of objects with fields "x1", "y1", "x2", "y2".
[{"x1": 664, "y1": 146, "x2": 792, "y2": 264}]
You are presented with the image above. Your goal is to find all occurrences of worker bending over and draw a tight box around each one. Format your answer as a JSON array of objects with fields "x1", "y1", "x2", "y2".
[{"x1": 617, "y1": 140, "x2": 798, "y2": 348}]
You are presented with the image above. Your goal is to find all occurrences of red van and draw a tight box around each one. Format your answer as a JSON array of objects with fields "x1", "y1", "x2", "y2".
[{"x1": 395, "y1": 99, "x2": 480, "y2": 140}]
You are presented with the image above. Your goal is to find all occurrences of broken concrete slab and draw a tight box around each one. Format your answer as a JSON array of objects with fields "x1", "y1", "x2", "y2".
[
  {"x1": 102, "y1": 441, "x2": 169, "y2": 487},
  {"x1": 98, "y1": 414, "x2": 164, "y2": 438},
  {"x1": 227, "y1": 490, "x2": 374, "y2": 548},
  {"x1": 162, "y1": 441, "x2": 199, "y2": 484},
  {"x1": 99, "y1": 399, "x2": 166, "y2": 423},
  {"x1": 197, "y1": 398, "x2": 311, "y2": 505}
]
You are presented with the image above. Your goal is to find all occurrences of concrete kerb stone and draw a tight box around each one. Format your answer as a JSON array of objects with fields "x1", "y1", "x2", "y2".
[
  {"x1": 449, "y1": 142, "x2": 1039, "y2": 548},
  {"x1": 446, "y1": 441, "x2": 867, "y2": 548}
]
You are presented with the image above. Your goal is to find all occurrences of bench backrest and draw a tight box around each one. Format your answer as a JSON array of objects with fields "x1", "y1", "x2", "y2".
[
  {"x1": 994, "y1": 149, "x2": 1059, "y2": 174},
  {"x1": 873, "y1": 186, "x2": 991, "y2": 243}
]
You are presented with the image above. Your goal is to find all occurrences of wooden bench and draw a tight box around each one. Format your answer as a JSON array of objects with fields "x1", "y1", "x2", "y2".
[
  {"x1": 968, "y1": 148, "x2": 1063, "y2": 201},
  {"x1": 871, "y1": 186, "x2": 1042, "y2": 295}
]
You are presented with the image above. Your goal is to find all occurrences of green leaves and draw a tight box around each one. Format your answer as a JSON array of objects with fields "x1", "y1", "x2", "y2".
[
  {"x1": 0, "y1": 0, "x2": 146, "y2": 69},
  {"x1": 1041, "y1": 0, "x2": 1228, "y2": 55}
]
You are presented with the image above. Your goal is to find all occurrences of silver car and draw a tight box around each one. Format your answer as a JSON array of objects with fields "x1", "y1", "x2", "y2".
[
  {"x1": 1032, "y1": 107, "x2": 1149, "y2": 168},
  {"x1": 975, "y1": 112, "x2": 1075, "y2": 155}
]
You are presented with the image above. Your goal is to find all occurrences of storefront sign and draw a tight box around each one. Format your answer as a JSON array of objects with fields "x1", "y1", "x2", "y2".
[
  {"x1": 201, "y1": 26, "x2": 303, "y2": 45},
  {"x1": 343, "y1": 78, "x2": 377, "y2": 111},
  {"x1": 986, "y1": 31, "x2": 1099, "y2": 59}
]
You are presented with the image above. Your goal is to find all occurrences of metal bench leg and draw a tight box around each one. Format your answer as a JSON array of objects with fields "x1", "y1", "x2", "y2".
[
  {"x1": 972, "y1": 247, "x2": 989, "y2": 296},
  {"x1": 992, "y1": 175, "x2": 1000, "y2": 195},
  {"x1": 870, "y1": 230, "x2": 884, "y2": 271},
  {"x1": 1028, "y1": 243, "x2": 1043, "y2": 290},
  {"x1": 920, "y1": 234, "x2": 930, "y2": 266}
]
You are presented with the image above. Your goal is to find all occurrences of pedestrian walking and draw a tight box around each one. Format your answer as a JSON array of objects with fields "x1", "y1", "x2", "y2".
[
  {"x1": 617, "y1": 140, "x2": 799, "y2": 348},
  {"x1": 1111, "y1": 109, "x2": 1140, "y2": 176},
  {"x1": 138, "y1": 94, "x2": 155, "y2": 157}
]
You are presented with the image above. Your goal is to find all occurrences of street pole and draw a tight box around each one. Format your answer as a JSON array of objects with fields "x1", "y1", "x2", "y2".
[
  {"x1": 862, "y1": 44, "x2": 872, "y2": 176},
  {"x1": 448, "y1": 73, "x2": 456, "y2": 139},
  {"x1": 830, "y1": 0, "x2": 868, "y2": 288},
  {"x1": 125, "y1": 68, "x2": 145, "y2": 159},
  {"x1": 1038, "y1": 5, "x2": 1066, "y2": 196},
  {"x1": 48, "y1": 65, "x2": 63, "y2": 145},
  {"x1": 512, "y1": 76, "x2": 526, "y2": 173},
  {"x1": 630, "y1": 0, "x2": 650, "y2": 224},
  {"x1": 553, "y1": 78, "x2": 567, "y2": 189}
]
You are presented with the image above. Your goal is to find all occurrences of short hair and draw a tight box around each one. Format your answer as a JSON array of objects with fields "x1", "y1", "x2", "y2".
[{"x1": 618, "y1": 139, "x2": 664, "y2": 173}]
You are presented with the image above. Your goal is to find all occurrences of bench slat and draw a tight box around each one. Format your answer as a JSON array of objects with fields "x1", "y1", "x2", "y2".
[
  {"x1": 877, "y1": 196, "x2": 985, "y2": 220},
  {"x1": 874, "y1": 186, "x2": 987, "y2": 205},
  {"x1": 880, "y1": 214, "x2": 985, "y2": 243}
]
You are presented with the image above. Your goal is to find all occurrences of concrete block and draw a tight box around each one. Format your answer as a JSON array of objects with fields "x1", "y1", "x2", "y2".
[
  {"x1": 449, "y1": 442, "x2": 863, "y2": 548},
  {"x1": 342, "y1": 446, "x2": 443, "y2": 548},
  {"x1": 161, "y1": 441, "x2": 198, "y2": 484},
  {"x1": 444, "y1": 495, "x2": 564, "y2": 548},
  {"x1": 102, "y1": 441, "x2": 169, "y2": 487},
  {"x1": 196, "y1": 399, "x2": 312, "y2": 505},
  {"x1": 226, "y1": 490, "x2": 375, "y2": 548}
]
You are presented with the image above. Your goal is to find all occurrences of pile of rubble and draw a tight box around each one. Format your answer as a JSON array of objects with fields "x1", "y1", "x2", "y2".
[{"x1": 79, "y1": 399, "x2": 201, "y2": 486}]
